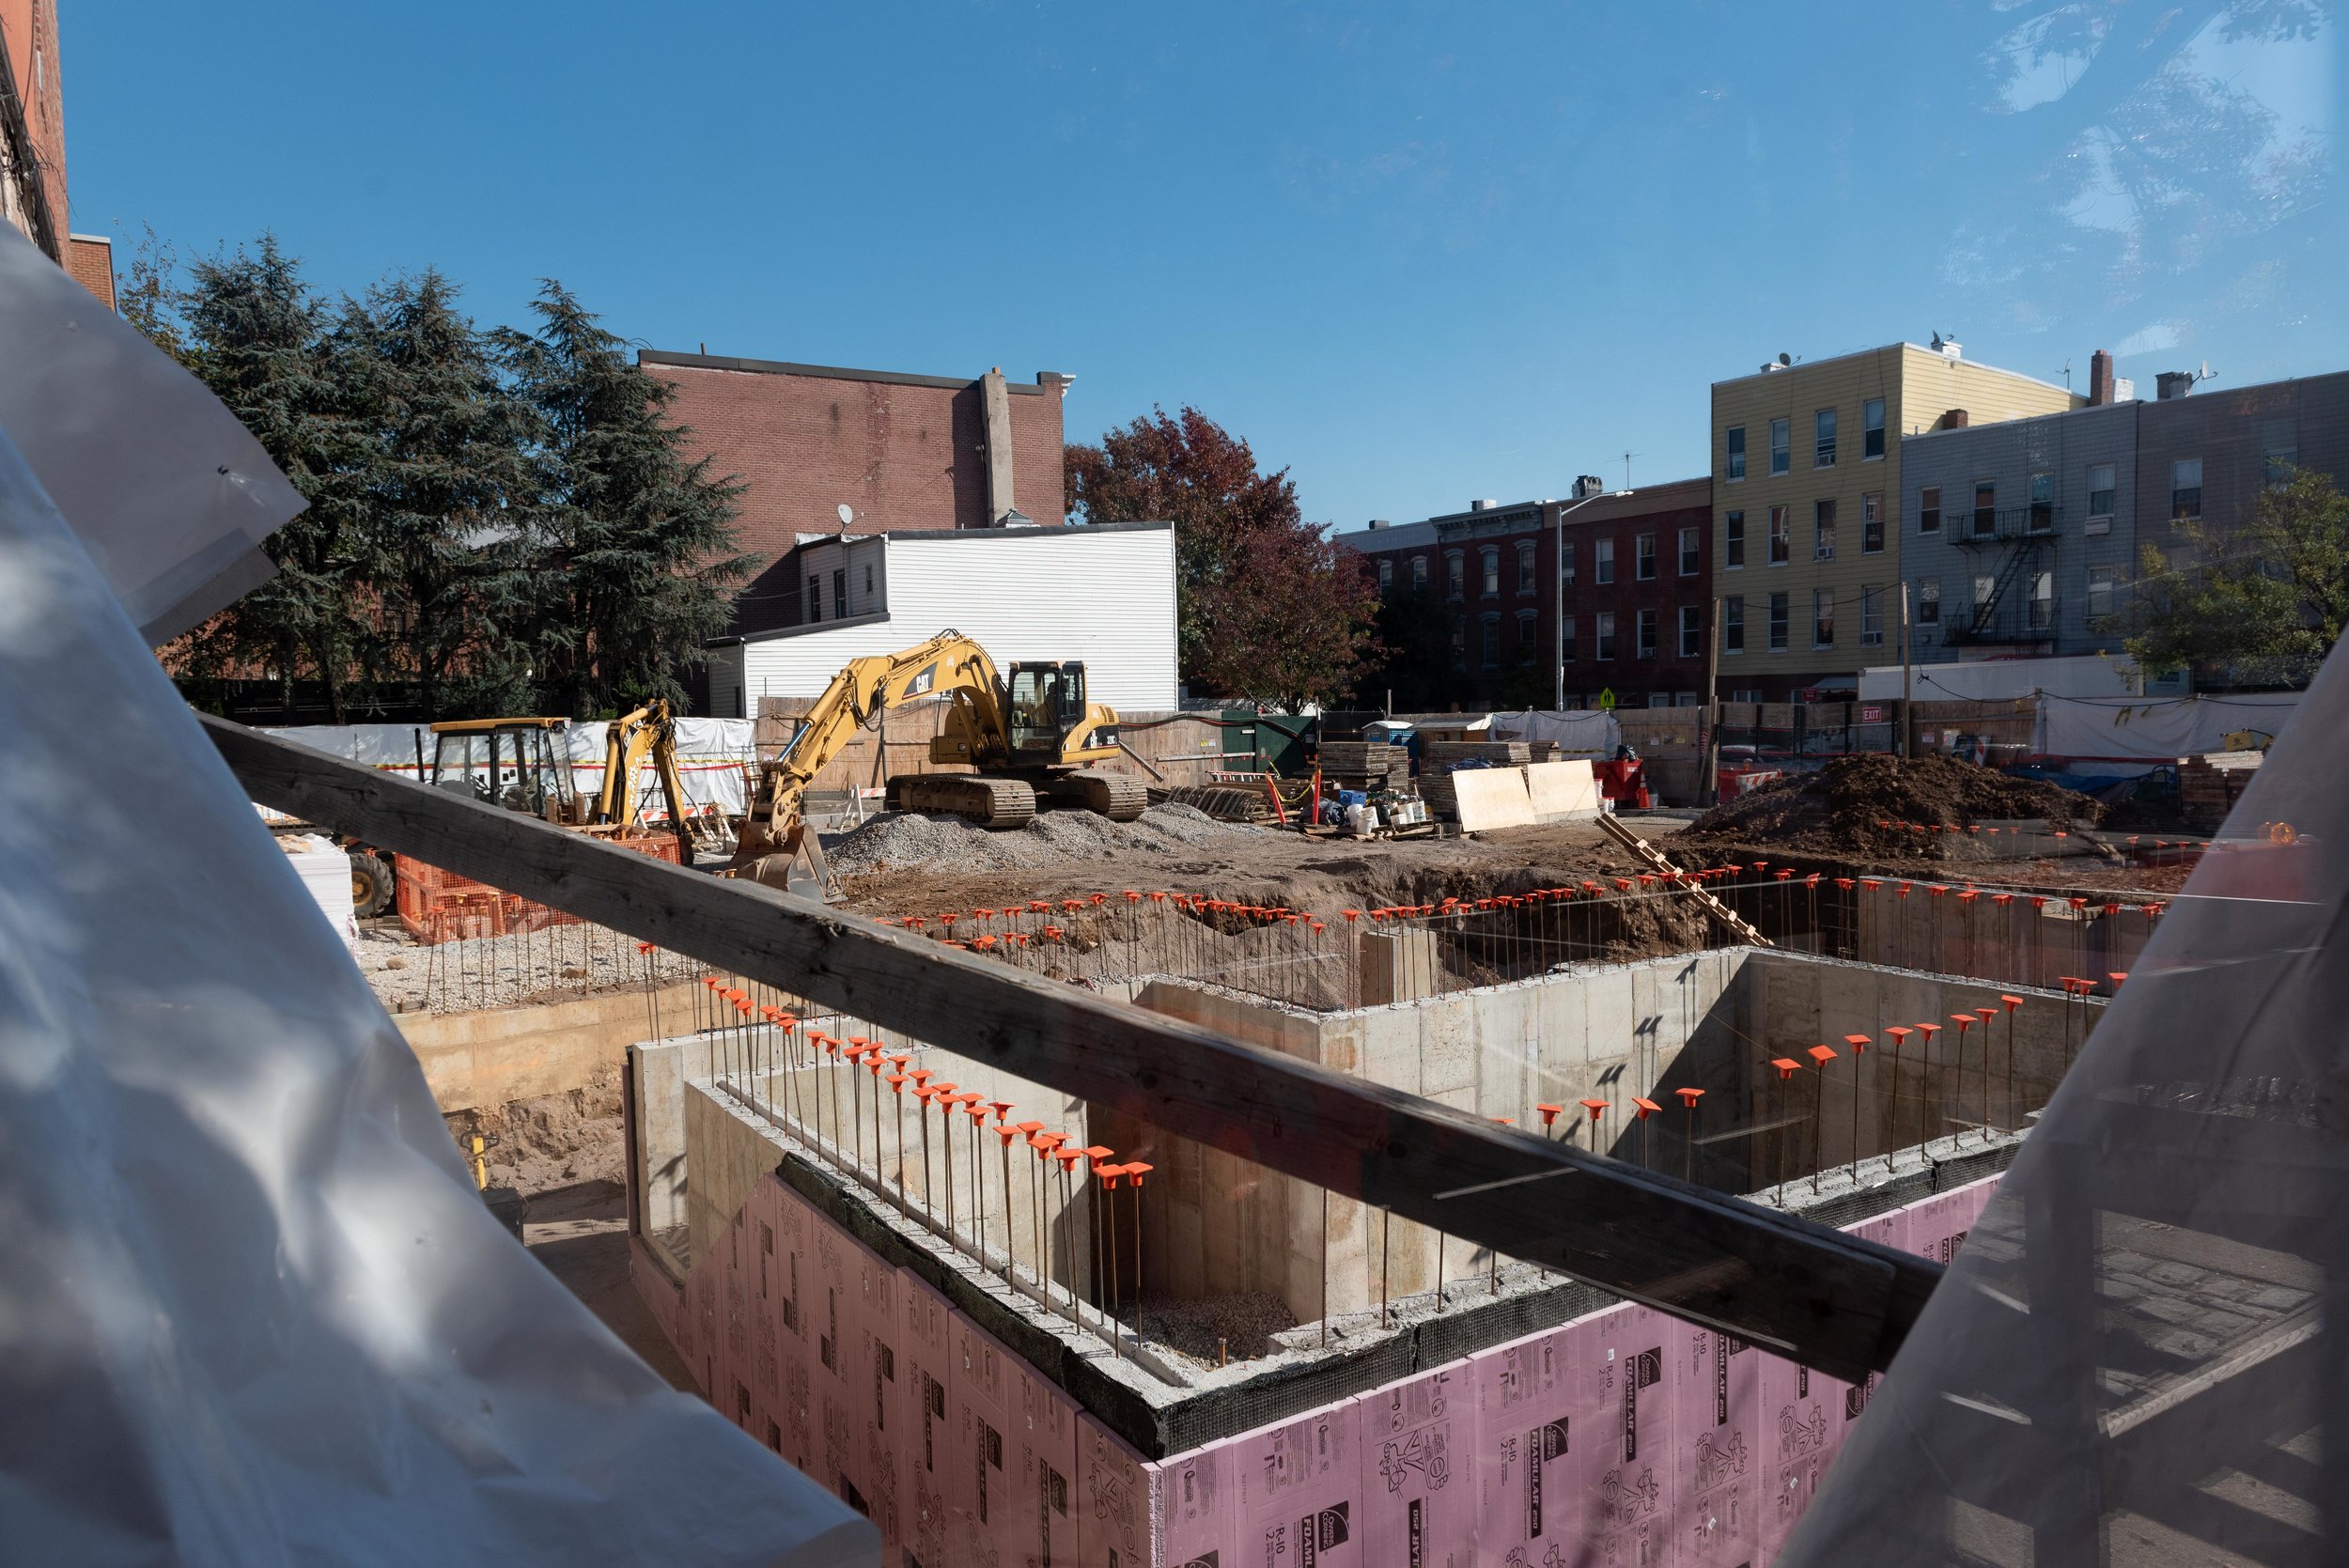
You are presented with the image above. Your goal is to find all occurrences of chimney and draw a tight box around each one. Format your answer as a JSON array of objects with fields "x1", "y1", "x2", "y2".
[
  {"x1": 2156, "y1": 371, "x2": 2195, "y2": 401},
  {"x1": 2087, "y1": 349, "x2": 2115, "y2": 407},
  {"x1": 1939, "y1": 409, "x2": 1970, "y2": 430},
  {"x1": 1470, "y1": 498, "x2": 1501, "y2": 512},
  {"x1": 1572, "y1": 474, "x2": 1605, "y2": 500},
  {"x1": 1367, "y1": 519, "x2": 1391, "y2": 530}
]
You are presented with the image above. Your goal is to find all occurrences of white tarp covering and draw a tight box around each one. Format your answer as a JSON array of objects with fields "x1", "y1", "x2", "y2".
[
  {"x1": 1785, "y1": 647, "x2": 2349, "y2": 1562},
  {"x1": 256, "y1": 718, "x2": 754, "y2": 820},
  {"x1": 2033, "y1": 691, "x2": 2304, "y2": 766},
  {"x1": 1859, "y1": 654, "x2": 2147, "y2": 702},
  {"x1": 0, "y1": 407, "x2": 874, "y2": 1555},
  {"x1": 1487, "y1": 707, "x2": 1624, "y2": 755}
]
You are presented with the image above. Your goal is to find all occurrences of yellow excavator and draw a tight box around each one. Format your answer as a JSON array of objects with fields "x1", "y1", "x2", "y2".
[
  {"x1": 734, "y1": 629, "x2": 1146, "y2": 894},
  {"x1": 595, "y1": 698, "x2": 695, "y2": 863}
]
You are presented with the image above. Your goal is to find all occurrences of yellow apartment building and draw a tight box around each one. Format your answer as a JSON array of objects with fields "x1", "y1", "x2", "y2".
[{"x1": 1709, "y1": 342, "x2": 2079, "y2": 699}]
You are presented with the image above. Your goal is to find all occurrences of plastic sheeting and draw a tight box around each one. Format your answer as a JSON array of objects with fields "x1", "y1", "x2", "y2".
[
  {"x1": 1784, "y1": 648, "x2": 2349, "y2": 1563},
  {"x1": 256, "y1": 718, "x2": 756, "y2": 819},
  {"x1": 1489, "y1": 707, "x2": 1625, "y2": 756},
  {"x1": 2033, "y1": 691, "x2": 2303, "y2": 768},
  {"x1": 0, "y1": 426, "x2": 877, "y2": 1562}
]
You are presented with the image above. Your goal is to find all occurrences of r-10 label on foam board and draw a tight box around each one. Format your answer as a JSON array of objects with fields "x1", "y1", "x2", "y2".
[
  {"x1": 1359, "y1": 1364, "x2": 1473, "y2": 1568},
  {"x1": 1470, "y1": 1322, "x2": 1578, "y2": 1564}
]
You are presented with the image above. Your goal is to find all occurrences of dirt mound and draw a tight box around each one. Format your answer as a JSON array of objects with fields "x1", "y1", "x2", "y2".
[
  {"x1": 825, "y1": 802, "x2": 1251, "y2": 879},
  {"x1": 1687, "y1": 754, "x2": 2101, "y2": 858}
]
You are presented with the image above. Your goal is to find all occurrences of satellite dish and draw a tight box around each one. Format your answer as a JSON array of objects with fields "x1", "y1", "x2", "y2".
[
  {"x1": 1930, "y1": 332, "x2": 1943, "y2": 350},
  {"x1": 837, "y1": 504, "x2": 854, "y2": 527},
  {"x1": 1778, "y1": 352, "x2": 1792, "y2": 366}
]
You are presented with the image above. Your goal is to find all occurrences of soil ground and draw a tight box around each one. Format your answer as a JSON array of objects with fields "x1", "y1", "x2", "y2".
[{"x1": 520, "y1": 1178, "x2": 694, "y2": 1391}]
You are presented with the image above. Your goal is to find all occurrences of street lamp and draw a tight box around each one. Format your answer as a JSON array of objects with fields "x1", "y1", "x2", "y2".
[{"x1": 1553, "y1": 489, "x2": 1633, "y2": 711}]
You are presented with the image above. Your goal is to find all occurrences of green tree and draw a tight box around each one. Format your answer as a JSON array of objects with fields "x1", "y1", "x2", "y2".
[
  {"x1": 1352, "y1": 585, "x2": 1459, "y2": 711},
  {"x1": 496, "y1": 283, "x2": 757, "y2": 718},
  {"x1": 1066, "y1": 406, "x2": 1378, "y2": 706},
  {"x1": 161, "y1": 235, "x2": 376, "y2": 722},
  {"x1": 346, "y1": 271, "x2": 544, "y2": 717},
  {"x1": 2128, "y1": 469, "x2": 2349, "y2": 689}
]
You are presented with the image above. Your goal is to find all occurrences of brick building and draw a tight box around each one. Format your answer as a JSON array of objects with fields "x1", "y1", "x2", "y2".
[
  {"x1": 2, "y1": 0, "x2": 110, "y2": 300},
  {"x1": 641, "y1": 349, "x2": 1072, "y2": 637},
  {"x1": 1333, "y1": 475, "x2": 1714, "y2": 708}
]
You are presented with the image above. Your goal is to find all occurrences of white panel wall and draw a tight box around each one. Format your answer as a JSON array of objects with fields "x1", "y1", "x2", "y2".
[{"x1": 733, "y1": 525, "x2": 1178, "y2": 711}]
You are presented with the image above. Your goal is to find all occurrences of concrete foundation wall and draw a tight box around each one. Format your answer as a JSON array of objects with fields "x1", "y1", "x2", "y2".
[
  {"x1": 1851, "y1": 882, "x2": 2155, "y2": 991},
  {"x1": 399, "y1": 980, "x2": 706, "y2": 1111}
]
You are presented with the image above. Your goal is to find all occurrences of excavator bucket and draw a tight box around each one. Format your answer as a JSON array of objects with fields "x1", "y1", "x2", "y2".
[{"x1": 742, "y1": 824, "x2": 846, "y2": 905}]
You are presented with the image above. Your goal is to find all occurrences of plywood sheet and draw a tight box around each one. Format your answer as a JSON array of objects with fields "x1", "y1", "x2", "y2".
[
  {"x1": 1449, "y1": 767, "x2": 1536, "y2": 831},
  {"x1": 1525, "y1": 759, "x2": 1602, "y2": 821}
]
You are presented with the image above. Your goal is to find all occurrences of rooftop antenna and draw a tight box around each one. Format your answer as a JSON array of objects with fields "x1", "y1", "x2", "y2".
[
  {"x1": 1620, "y1": 451, "x2": 1641, "y2": 489},
  {"x1": 2063, "y1": 358, "x2": 2073, "y2": 391}
]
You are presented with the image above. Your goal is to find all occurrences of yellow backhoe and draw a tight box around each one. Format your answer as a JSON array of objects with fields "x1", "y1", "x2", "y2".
[
  {"x1": 594, "y1": 698, "x2": 695, "y2": 864},
  {"x1": 734, "y1": 629, "x2": 1146, "y2": 895}
]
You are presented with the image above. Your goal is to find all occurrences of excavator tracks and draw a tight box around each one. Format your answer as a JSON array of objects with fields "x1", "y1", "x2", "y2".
[
  {"x1": 1051, "y1": 768, "x2": 1149, "y2": 822},
  {"x1": 892, "y1": 773, "x2": 1038, "y2": 830}
]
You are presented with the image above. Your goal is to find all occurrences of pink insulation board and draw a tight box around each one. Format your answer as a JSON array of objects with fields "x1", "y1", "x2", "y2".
[
  {"x1": 897, "y1": 1267, "x2": 957, "y2": 1568},
  {"x1": 1231, "y1": 1401, "x2": 1363, "y2": 1568},
  {"x1": 1470, "y1": 1317, "x2": 1581, "y2": 1565},
  {"x1": 1075, "y1": 1413, "x2": 1153, "y2": 1568},
  {"x1": 1007, "y1": 1355, "x2": 1082, "y2": 1565},
  {"x1": 1356, "y1": 1361, "x2": 1475, "y2": 1568},
  {"x1": 948, "y1": 1309, "x2": 1022, "y2": 1565},
  {"x1": 1147, "y1": 1436, "x2": 1235, "y2": 1567},
  {"x1": 1671, "y1": 1315, "x2": 1763, "y2": 1564},
  {"x1": 770, "y1": 1177, "x2": 819, "y2": 1473},
  {"x1": 1580, "y1": 1304, "x2": 1677, "y2": 1566}
]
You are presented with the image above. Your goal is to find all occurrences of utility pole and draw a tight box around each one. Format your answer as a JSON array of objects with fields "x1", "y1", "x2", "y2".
[
  {"x1": 1702, "y1": 595, "x2": 1722, "y2": 805},
  {"x1": 1899, "y1": 582, "x2": 1913, "y2": 759}
]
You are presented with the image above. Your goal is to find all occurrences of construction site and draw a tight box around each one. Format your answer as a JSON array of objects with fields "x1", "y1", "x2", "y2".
[{"x1": 323, "y1": 682, "x2": 2244, "y2": 1565}]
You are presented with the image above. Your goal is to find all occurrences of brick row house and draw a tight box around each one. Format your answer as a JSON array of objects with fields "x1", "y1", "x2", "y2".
[{"x1": 1332, "y1": 476, "x2": 1714, "y2": 709}]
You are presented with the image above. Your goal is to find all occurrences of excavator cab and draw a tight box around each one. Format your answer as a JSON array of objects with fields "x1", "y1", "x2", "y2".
[
  {"x1": 429, "y1": 719, "x2": 578, "y2": 820},
  {"x1": 1005, "y1": 662, "x2": 1089, "y2": 759}
]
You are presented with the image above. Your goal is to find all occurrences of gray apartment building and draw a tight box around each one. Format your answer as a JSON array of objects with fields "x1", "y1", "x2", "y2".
[{"x1": 1900, "y1": 353, "x2": 2349, "y2": 666}]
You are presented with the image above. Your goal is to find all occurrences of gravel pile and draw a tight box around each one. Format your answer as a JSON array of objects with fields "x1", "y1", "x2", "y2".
[
  {"x1": 357, "y1": 921, "x2": 674, "y2": 1014},
  {"x1": 826, "y1": 802, "x2": 1252, "y2": 879}
]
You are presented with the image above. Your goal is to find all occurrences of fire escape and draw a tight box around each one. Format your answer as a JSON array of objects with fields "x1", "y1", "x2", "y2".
[{"x1": 1944, "y1": 501, "x2": 2060, "y2": 649}]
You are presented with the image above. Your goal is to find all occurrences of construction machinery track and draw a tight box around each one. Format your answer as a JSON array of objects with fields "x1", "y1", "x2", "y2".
[{"x1": 888, "y1": 774, "x2": 1039, "y2": 829}]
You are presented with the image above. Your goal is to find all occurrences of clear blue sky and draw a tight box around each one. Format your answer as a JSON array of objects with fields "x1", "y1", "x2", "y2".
[{"x1": 63, "y1": 1, "x2": 2341, "y2": 529}]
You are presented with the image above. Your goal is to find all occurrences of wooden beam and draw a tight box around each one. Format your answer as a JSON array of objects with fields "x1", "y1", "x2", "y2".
[{"x1": 207, "y1": 715, "x2": 1940, "y2": 1381}]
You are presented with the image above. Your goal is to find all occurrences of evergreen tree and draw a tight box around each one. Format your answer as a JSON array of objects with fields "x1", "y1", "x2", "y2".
[
  {"x1": 161, "y1": 236, "x2": 374, "y2": 721},
  {"x1": 497, "y1": 282, "x2": 756, "y2": 717},
  {"x1": 347, "y1": 272, "x2": 544, "y2": 717}
]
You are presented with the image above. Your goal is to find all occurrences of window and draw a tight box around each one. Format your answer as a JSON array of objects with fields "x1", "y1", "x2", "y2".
[
  {"x1": 2265, "y1": 448, "x2": 2298, "y2": 489},
  {"x1": 1724, "y1": 597, "x2": 1745, "y2": 655},
  {"x1": 2087, "y1": 463, "x2": 2116, "y2": 521},
  {"x1": 1559, "y1": 540, "x2": 1576, "y2": 585},
  {"x1": 1678, "y1": 526, "x2": 1700, "y2": 576},
  {"x1": 863, "y1": 562, "x2": 875, "y2": 598},
  {"x1": 1730, "y1": 688, "x2": 1764, "y2": 703},
  {"x1": 1813, "y1": 587, "x2": 1834, "y2": 647},
  {"x1": 1814, "y1": 408, "x2": 1837, "y2": 468},
  {"x1": 1411, "y1": 555, "x2": 1428, "y2": 588},
  {"x1": 1920, "y1": 486, "x2": 1942, "y2": 535},
  {"x1": 1725, "y1": 511, "x2": 1745, "y2": 569},
  {"x1": 1767, "y1": 592, "x2": 1789, "y2": 651},
  {"x1": 2170, "y1": 458, "x2": 2201, "y2": 520},
  {"x1": 2028, "y1": 571, "x2": 2053, "y2": 630},
  {"x1": 1860, "y1": 588, "x2": 1883, "y2": 646},
  {"x1": 1516, "y1": 539, "x2": 1536, "y2": 594},
  {"x1": 1451, "y1": 614, "x2": 1466, "y2": 660},
  {"x1": 2028, "y1": 473, "x2": 2054, "y2": 534},
  {"x1": 1517, "y1": 609, "x2": 1537, "y2": 646},
  {"x1": 2087, "y1": 565, "x2": 2121, "y2": 622},
  {"x1": 1595, "y1": 537, "x2": 1615, "y2": 585},
  {"x1": 1377, "y1": 558, "x2": 1393, "y2": 591},
  {"x1": 1679, "y1": 603, "x2": 1702, "y2": 658},
  {"x1": 1973, "y1": 574, "x2": 1997, "y2": 613},
  {"x1": 1972, "y1": 481, "x2": 1997, "y2": 539},
  {"x1": 832, "y1": 569, "x2": 847, "y2": 619},
  {"x1": 1726, "y1": 426, "x2": 1746, "y2": 481},
  {"x1": 1861, "y1": 492, "x2": 1884, "y2": 553},
  {"x1": 1595, "y1": 611, "x2": 1617, "y2": 660},
  {"x1": 1918, "y1": 576, "x2": 1940, "y2": 625},
  {"x1": 1813, "y1": 499, "x2": 1836, "y2": 560},
  {"x1": 1481, "y1": 614, "x2": 1501, "y2": 668},
  {"x1": 1561, "y1": 614, "x2": 1577, "y2": 660},
  {"x1": 1446, "y1": 551, "x2": 1465, "y2": 598},
  {"x1": 806, "y1": 580, "x2": 822, "y2": 623},
  {"x1": 1863, "y1": 397, "x2": 1885, "y2": 460},
  {"x1": 1637, "y1": 608, "x2": 1658, "y2": 658},
  {"x1": 1767, "y1": 505, "x2": 1790, "y2": 565},
  {"x1": 1769, "y1": 418, "x2": 1790, "y2": 476},
  {"x1": 1635, "y1": 533, "x2": 1657, "y2": 581},
  {"x1": 1480, "y1": 546, "x2": 1500, "y2": 598}
]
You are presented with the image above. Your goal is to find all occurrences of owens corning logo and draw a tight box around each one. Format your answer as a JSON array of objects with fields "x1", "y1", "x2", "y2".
[
  {"x1": 1174, "y1": 1555, "x2": 1219, "y2": 1568},
  {"x1": 1525, "y1": 1420, "x2": 1566, "y2": 1538},
  {"x1": 1299, "y1": 1500, "x2": 1351, "y2": 1565},
  {"x1": 1622, "y1": 1348, "x2": 1659, "y2": 1461}
]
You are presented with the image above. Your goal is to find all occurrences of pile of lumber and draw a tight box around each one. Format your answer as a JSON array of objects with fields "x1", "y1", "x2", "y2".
[
  {"x1": 1317, "y1": 739, "x2": 1410, "y2": 794},
  {"x1": 2179, "y1": 750, "x2": 2263, "y2": 831},
  {"x1": 1151, "y1": 784, "x2": 1275, "y2": 823},
  {"x1": 1421, "y1": 740, "x2": 1560, "y2": 817}
]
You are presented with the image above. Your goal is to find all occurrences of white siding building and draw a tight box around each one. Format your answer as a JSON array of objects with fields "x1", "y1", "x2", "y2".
[{"x1": 703, "y1": 521, "x2": 1178, "y2": 716}]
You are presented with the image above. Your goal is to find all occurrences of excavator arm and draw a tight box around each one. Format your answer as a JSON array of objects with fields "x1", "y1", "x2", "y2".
[
  {"x1": 754, "y1": 629, "x2": 1006, "y2": 846},
  {"x1": 598, "y1": 699, "x2": 694, "y2": 864}
]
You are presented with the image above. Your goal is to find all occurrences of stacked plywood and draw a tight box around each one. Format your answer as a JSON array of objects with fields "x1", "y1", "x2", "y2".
[
  {"x1": 2179, "y1": 750, "x2": 2263, "y2": 830},
  {"x1": 1317, "y1": 739, "x2": 1410, "y2": 794},
  {"x1": 1423, "y1": 740, "x2": 1533, "y2": 816}
]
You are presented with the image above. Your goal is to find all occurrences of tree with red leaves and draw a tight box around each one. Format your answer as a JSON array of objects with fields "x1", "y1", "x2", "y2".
[{"x1": 1066, "y1": 407, "x2": 1378, "y2": 708}]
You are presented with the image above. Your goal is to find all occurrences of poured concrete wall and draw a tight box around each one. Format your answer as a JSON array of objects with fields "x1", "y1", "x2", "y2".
[
  {"x1": 398, "y1": 979, "x2": 706, "y2": 1112},
  {"x1": 1850, "y1": 881, "x2": 2155, "y2": 991}
]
